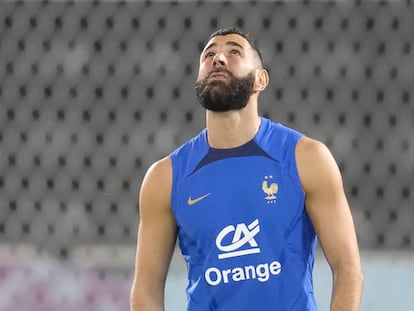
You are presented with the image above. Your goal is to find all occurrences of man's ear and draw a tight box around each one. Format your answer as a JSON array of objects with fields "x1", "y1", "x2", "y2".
[{"x1": 254, "y1": 69, "x2": 269, "y2": 92}]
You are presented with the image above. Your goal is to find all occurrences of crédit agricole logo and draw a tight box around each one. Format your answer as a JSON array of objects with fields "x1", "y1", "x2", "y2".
[{"x1": 205, "y1": 219, "x2": 282, "y2": 286}]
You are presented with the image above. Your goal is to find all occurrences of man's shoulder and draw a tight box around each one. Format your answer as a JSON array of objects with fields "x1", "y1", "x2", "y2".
[
  {"x1": 265, "y1": 118, "x2": 303, "y2": 136},
  {"x1": 171, "y1": 129, "x2": 207, "y2": 158},
  {"x1": 146, "y1": 155, "x2": 173, "y2": 179},
  {"x1": 258, "y1": 117, "x2": 304, "y2": 151}
]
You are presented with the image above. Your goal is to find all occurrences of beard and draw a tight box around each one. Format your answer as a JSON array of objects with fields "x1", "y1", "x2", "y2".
[{"x1": 195, "y1": 69, "x2": 255, "y2": 112}]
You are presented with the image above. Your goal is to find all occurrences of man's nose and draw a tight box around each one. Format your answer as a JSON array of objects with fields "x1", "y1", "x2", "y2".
[{"x1": 213, "y1": 53, "x2": 226, "y2": 67}]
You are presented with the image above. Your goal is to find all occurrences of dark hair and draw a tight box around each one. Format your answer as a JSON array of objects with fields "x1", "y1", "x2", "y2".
[{"x1": 209, "y1": 27, "x2": 264, "y2": 66}]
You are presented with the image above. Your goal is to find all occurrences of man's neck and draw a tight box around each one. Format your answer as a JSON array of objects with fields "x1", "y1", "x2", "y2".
[{"x1": 205, "y1": 106, "x2": 261, "y2": 149}]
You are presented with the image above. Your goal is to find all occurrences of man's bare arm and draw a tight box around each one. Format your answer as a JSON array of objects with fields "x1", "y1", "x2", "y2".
[
  {"x1": 296, "y1": 137, "x2": 363, "y2": 311},
  {"x1": 130, "y1": 156, "x2": 177, "y2": 311}
]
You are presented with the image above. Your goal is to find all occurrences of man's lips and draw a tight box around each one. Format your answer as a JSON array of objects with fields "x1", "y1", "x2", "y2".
[{"x1": 208, "y1": 72, "x2": 229, "y2": 80}]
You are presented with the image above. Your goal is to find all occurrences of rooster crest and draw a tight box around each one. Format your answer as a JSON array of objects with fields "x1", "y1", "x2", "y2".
[{"x1": 262, "y1": 177, "x2": 278, "y2": 200}]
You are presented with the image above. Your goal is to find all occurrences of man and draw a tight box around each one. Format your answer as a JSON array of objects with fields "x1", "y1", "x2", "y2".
[{"x1": 131, "y1": 27, "x2": 363, "y2": 311}]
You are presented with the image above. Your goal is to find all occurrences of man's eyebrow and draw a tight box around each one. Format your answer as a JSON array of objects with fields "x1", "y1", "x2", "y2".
[
  {"x1": 226, "y1": 41, "x2": 244, "y2": 50},
  {"x1": 203, "y1": 42, "x2": 217, "y2": 53},
  {"x1": 203, "y1": 41, "x2": 245, "y2": 53}
]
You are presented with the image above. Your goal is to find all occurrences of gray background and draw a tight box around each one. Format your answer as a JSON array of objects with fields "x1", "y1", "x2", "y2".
[{"x1": 0, "y1": 1, "x2": 413, "y2": 310}]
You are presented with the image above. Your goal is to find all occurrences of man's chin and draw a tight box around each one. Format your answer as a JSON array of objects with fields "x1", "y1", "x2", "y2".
[{"x1": 207, "y1": 83, "x2": 231, "y2": 98}]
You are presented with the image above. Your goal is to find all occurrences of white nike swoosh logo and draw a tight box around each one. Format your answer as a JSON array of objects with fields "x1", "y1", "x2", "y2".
[{"x1": 187, "y1": 193, "x2": 211, "y2": 205}]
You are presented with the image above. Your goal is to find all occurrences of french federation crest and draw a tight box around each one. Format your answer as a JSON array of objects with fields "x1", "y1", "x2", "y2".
[{"x1": 262, "y1": 176, "x2": 278, "y2": 204}]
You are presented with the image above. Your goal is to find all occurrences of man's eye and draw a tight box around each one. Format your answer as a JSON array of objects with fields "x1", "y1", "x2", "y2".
[
  {"x1": 230, "y1": 50, "x2": 241, "y2": 55},
  {"x1": 205, "y1": 52, "x2": 215, "y2": 58}
]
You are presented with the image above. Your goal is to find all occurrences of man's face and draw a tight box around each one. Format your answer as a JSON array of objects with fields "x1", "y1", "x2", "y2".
[{"x1": 195, "y1": 34, "x2": 258, "y2": 112}]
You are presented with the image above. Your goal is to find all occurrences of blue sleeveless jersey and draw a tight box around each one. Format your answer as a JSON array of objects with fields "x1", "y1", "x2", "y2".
[{"x1": 170, "y1": 117, "x2": 318, "y2": 311}]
